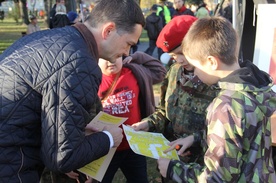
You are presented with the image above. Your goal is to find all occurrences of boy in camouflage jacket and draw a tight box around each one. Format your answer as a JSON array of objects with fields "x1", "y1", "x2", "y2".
[
  {"x1": 133, "y1": 15, "x2": 218, "y2": 164},
  {"x1": 158, "y1": 16, "x2": 276, "y2": 182}
]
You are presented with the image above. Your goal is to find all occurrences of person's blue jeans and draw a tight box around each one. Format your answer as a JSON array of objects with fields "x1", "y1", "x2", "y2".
[
  {"x1": 100, "y1": 149, "x2": 148, "y2": 183},
  {"x1": 145, "y1": 39, "x2": 163, "y2": 59}
]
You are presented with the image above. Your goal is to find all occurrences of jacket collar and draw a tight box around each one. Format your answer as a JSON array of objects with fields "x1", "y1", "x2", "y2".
[
  {"x1": 73, "y1": 23, "x2": 99, "y2": 63},
  {"x1": 177, "y1": 6, "x2": 187, "y2": 13}
]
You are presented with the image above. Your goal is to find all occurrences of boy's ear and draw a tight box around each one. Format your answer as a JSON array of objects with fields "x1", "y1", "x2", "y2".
[
  {"x1": 102, "y1": 22, "x2": 116, "y2": 39},
  {"x1": 206, "y1": 56, "x2": 218, "y2": 70}
]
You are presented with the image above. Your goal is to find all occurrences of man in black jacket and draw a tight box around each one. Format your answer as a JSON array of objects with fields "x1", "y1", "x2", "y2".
[
  {"x1": 49, "y1": 0, "x2": 65, "y2": 29},
  {"x1": 144, "y1": 4, "x2": 164, "y2": 59},
  {"x1": 0, "y1": 0, "x2": 145, "y2": 182}
]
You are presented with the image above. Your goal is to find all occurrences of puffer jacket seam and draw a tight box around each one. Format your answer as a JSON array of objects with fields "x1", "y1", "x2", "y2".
[
  {"x1": 53, "y1": 67, "x2": 61, "y2": 170},
  {"x1": 0, "y1": 65, "x2": 42, "y2": 122},
  {"x1": 17, "y1": 147, "x2": 23, "y2": 183}
]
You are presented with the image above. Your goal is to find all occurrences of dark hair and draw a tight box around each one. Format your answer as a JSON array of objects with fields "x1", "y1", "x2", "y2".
[{"x1": 86, "y1": 0, "x2": 145, "y2": 34}]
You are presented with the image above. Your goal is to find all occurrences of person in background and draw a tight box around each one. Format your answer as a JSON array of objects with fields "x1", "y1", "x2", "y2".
[
  {"x1": 222, "y1": 1, "x2": 233, "y2": 23},
  {"x1": 165, "y1": 1, "x2": 175, "y2": 19},
  {"x1": 158, "y1": 16, "x2": 276, "y2": 183},
  {"x1": 39, "y1": 9, "x2": 45, "y2": 19},
  {"x1": 195, "y1": 2, "x2": 210, "y2": 19},
  {"x1": 157, "y1": 0, "x2": 171, "y2": 26},
  {"x1": 0, "y1": 0, "x2": 145, "y2": 182},
  {"x1": 132, "y1": 15, "x2": 218, "y2": 183},
  {"x1": 49, "y1": 0, "x2": 65, "y2": 29},
  {"x1": 95, "y1": 52, "x2": 166, "y2": 183},
  {"x1": 173, "y1": 0, "x2": 194, "y2": 17},
  {"x1": 67, "y1": 11, "x2": 79, "y2": 25},
  {"x1": 144, "y1": 4, "x2": 163, "y2": 59},
  {"x1": 27, "y1": 15, "x2": 41, "y2": 35},
  {"x1": 0, "y1": 10, "x2": 4, "y2": 22},
  {"x1": 52, "y1": 4, "x2": 70, "y2": 28}
]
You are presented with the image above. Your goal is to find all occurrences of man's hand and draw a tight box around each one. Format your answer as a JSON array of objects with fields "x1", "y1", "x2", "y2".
[
  {"x1": 123, "y1": 56, "x2": 133, "y2": 64},
  {"x1": 104, "y1": 126, "x2": 123, "y2": 147},
  {"x1": 131, "y1": 120, "x2": 149, "y2": 131},
  {"x1": 65, "y1": 171, "x2": 79, "y2": 180},
  {"x1": 157, "y1": 158, "x2": 171, "y2": 178},
  {"x1": 85, "y1": 124, "x2": 100, "y2": 135}
]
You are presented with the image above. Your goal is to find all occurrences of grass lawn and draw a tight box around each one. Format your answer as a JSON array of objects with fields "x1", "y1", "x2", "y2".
[
  {"x1": 0, "y1": 18, "x2": 149, "y2": 54},
  {"x1": 0, "y1": 18, "x2": 48, "y2": 53},
  {"x1": 0, "y1": 18, "x2": 163, "y2": 183}
]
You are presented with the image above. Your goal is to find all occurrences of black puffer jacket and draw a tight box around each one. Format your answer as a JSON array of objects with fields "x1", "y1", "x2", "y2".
[
  {"x1": 0, "y1": 24, "x2": 110, "y2": 182},
  {"x1": 144, "y1": 13, "x2": 163, "y2": 40}
]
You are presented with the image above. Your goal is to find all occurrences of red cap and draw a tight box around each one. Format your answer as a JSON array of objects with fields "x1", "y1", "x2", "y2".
[{"x1": 156, "y1": 15, "x2": 198, "y2": 52}]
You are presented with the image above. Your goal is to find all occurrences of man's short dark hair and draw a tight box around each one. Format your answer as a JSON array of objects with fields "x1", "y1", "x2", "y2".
[{"x1": 86, "y1": 0, "x2": 145, "y2": 34}]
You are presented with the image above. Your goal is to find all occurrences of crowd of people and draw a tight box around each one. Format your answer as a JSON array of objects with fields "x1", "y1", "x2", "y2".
[{"x1": 1, "y1": 0, "x2": 276, "y2": 183}]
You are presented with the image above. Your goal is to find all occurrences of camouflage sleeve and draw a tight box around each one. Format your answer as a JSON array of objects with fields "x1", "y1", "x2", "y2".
[
  {"x1": 144, "y1": 107, "x2": 169, "y2": 133},
  {"x1": 166, "y1": 100, "x2": 244, "y2": 182},
  {"x1": 144, "y1": 64, "x2": 182, "y2": 133}
]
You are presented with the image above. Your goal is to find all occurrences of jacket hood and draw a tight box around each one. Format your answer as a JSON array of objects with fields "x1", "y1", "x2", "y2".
[
  {"x1": 220, "y1": 60, "x2": 271, "y2": 87},
  {"x1": 218, "y1": 60, "x2": 276, "y2": 117}
]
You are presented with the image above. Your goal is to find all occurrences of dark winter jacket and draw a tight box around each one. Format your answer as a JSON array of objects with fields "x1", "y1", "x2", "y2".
[
  {"x1": 0, "y1": 23, "x2": 110, "y2": 182},
  {"x1": 144, "y1": 12, "x2": 163, "y2": 40}
]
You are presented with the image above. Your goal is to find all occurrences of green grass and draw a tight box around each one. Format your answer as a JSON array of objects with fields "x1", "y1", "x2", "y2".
[
  {"x1": 0, "y1": 18, "x2": 48, "y2": 54},
  {"x1": 0, "y1": 18, "x2": 149, "y2": 54}
]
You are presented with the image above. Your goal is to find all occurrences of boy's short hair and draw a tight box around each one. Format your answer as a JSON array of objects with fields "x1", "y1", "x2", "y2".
[
  {"x1": 182, "y1": 16, "x2": 239, "y2": 65},
  {"x1": 86, "y1": 0, "x2": 145, "y2": 34}
]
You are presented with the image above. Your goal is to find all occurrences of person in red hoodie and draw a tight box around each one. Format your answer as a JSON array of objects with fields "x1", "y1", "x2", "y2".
[
  {"x1": 173, "y1": 0, "x2": 194, "y2": 17},
  {"x1": 96, "y1": 52, "x2": 166, "y2": 183}
]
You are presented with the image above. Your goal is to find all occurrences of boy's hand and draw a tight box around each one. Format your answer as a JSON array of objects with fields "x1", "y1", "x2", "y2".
[
  {"x1": 132, "y1": 120, "x2": 149, "y2": 131},
  {"x1": 123, "y1": 56, "x2": 133, "y2": 64},
  {"x1": 85, "y1": 124, "x2": 100, "y2": 135}
]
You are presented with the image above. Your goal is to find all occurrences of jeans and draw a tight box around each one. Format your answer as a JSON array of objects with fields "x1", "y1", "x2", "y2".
[
  {"x1": 145, "y1": 39, "x2": 163, "y2": 59},
  {"x1": 100, "y1": 149, "x2": 148, "y2": 183}
]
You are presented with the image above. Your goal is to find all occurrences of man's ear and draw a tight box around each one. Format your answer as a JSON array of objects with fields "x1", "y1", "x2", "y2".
[
  {"x1": 102, "y1": 22, "x2": 116, "y2": 40},
  {"x1": 207, "y1": 56, "x2": 218, "y2": 70}
]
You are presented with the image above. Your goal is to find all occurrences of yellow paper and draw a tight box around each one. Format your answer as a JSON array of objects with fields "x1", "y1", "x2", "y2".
[
  {"x1": 123, "y1": 124, "x2": 179, "y2": 160},
  {"x1": 78, "y1": 148, "x2": 116, "y2": 182},
  {"x1": 78, "y1": 112, "x2": 128, "y2": 182}
]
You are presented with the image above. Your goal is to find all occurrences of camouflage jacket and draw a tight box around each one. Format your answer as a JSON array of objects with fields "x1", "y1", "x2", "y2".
[
  {"x1": 167, "y1": 61, "x2": 276, "y2": 182},
  {"x1": 145, "y1": 63, "x2": 218, "y2": 151}
]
